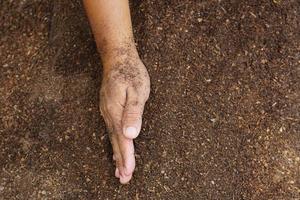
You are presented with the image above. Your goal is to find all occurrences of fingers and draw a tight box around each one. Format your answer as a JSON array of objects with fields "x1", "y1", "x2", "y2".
[
  {"x1": 110, "y1": 131, "x2": 123, "y2": 177},
  {"x1": 118, "y1": 133, "x2": 135, "y2": 176},
  {"x1": 112, "y1": 127, "x2": 135, "y2": 184},
  {"x1": 122, "y1": 87, "x2": 147, "y2": 139},
  {"x1": 100, "y1": 86, "x2": 146, "y2": 184},
  {"x1": 114, "y1": 124, "x2": 135, "y2": 184},
  {"x1": 103, "y1": 104, "x2": 135, "y2": 184},
  {"x1": 118, "y1": 136, "x2": 135, "y2": 184},
  {"x1": 109, "y1": 125, "x2": 135, "y2": 184}
]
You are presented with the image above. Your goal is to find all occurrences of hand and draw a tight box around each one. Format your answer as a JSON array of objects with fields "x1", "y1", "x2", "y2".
[{"x1": 99, "y1": 50, "x2": 150, "y2": 184}]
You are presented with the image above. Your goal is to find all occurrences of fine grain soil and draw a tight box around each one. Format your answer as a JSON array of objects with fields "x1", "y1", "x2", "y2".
[{"x1": 0, "y1": 0, "x2": 299, "y2": 199}]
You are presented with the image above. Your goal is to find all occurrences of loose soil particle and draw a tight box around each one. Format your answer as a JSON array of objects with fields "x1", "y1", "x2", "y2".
[{"x1": 0, "y1": 0, "x2": 299, "y2": 199}]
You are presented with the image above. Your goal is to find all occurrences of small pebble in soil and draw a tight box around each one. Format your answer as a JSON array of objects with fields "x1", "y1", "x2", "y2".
[{"x1": 210, "y1": 118, "x2": 217, "y2": 123}]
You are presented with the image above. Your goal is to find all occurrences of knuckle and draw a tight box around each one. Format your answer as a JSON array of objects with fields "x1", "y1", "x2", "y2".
[
  {"x1": 123, "y1": 111, "x2": 142, "y2": 121},
  {"x1": 143, "y1": 87, "x2": 150, "y2": 100},
  {"x1": 103, "y1": 116, "x2": 113, "y2": 131},
  {"x1": 129, "y1": 89, "x2": 149, "y2": 103},
  {"x1": 106, "y1": 103, "x2": 115, "y2": 111},
  {"x1": 137, "y1": 84, "x2": 150, "y2": 100},
  {"x1": 125, "y1": 111, "x2": 142, "y2": 116}
]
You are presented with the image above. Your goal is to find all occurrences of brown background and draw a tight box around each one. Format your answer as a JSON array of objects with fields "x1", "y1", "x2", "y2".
[{"x1": 0, "y1": 0, "x2": 299, "y2": 199}]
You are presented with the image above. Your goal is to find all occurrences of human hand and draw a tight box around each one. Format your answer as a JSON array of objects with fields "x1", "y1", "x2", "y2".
[{"x1": 99, "y1": 50, "x2": 150, "y2": 184}]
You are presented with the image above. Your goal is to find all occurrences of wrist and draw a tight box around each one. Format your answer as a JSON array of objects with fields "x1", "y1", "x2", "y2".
[{"x1": 99, "y1": 42, "x2": 140, "y2": 70}]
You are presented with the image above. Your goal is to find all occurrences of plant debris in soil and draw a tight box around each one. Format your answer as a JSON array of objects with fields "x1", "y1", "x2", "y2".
[{"x1": 0, "y1": 0, "x2": 299, "y2": 199}]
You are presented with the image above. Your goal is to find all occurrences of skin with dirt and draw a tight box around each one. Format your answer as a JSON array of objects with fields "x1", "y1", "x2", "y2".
[
  {"x1": 99, "y1": 48, "x2": 150, "y2": 183},
  {"x1": 0, "y1": 0, "x2": 299, "y2": 199}
]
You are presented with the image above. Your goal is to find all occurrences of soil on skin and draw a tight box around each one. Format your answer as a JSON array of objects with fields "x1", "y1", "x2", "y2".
[{"x1": 0, "y1": 0, "x2": 299, "y2": 199}]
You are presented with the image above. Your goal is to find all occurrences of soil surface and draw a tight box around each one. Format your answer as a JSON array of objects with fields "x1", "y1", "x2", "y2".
[{"x1": 1, "y1": 0, "x2": 300, "y2": 199}]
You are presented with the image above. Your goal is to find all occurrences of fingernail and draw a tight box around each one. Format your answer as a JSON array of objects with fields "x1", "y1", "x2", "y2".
[{"x1": 124, "y1": 127, "x2": 138, "y2": 138}]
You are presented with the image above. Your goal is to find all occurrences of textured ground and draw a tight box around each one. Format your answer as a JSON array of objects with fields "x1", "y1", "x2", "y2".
[{"x1": 0, "y1": 0, "x2": 299, "y2": 199}]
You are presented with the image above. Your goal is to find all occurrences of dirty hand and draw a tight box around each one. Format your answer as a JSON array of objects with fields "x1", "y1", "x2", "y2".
[{"x1": 99, "y1": 50, "x2": 150, "y2": 184}]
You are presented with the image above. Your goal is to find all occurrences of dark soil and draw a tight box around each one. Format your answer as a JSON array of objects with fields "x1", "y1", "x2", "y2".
[{"x1": 1, "y1": 0, "x2": 299, "y2": 199}]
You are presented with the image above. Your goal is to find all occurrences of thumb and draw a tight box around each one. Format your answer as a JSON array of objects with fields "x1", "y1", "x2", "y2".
[{"x1": 122, "y1": 88, "x2": 146, "y2": 139}]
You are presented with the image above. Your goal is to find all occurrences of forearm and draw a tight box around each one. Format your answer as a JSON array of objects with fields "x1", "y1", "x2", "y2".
[
  {"x1": 83, "y1": 0, "x2": 138, "y2": 68},
  {"x1": 84, "y1": 0, "x2": 150, "y2": 184}
]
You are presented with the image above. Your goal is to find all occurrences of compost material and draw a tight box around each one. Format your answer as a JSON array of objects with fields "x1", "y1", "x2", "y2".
[{"x1": 0, "y1": 0, "x2": 299, "y2": 199}]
